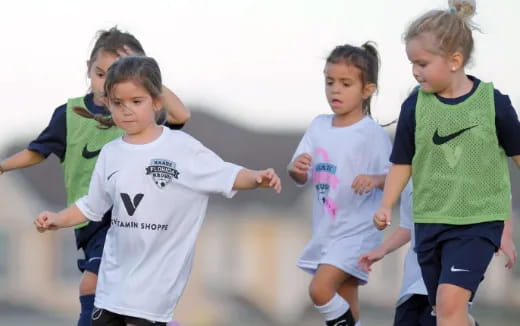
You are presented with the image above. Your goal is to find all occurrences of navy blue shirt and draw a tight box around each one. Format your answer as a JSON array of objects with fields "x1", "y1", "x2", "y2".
[
  {"x1": 390, "y1": 77, "x2": 520, "y2": 252},
  {"x1": 28, "y1": 93, "x2": 184, "y2": 162}
]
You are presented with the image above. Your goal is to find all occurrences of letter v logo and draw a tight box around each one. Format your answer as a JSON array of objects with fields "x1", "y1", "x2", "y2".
[{"x1": 120, "y1": 193, "x2": 144, "y2": 216}]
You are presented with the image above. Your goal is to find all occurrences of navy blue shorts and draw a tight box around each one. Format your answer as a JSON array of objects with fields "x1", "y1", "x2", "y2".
[
  {"x1": 417, "y1": 237, "x2": 496, "y2": 306},
  {"x1": 77, "y1": 224, "x2": 109, "y2": 275},
  {"x1": 91, "y1": 307, "x2": 166, "y2": 326},
  {"x1": 394, "y1": 295, "x2": 435, "y2": 326}
]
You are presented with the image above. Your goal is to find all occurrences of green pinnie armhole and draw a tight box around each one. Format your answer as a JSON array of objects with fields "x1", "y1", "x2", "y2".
[{"x1": 62, "y1": 96, "x2": 123, "y2": 229}]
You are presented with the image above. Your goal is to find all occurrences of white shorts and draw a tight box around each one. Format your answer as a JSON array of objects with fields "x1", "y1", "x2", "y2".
[{"x1": 297, "y1": 232, "x2": 381, "y2": 284}]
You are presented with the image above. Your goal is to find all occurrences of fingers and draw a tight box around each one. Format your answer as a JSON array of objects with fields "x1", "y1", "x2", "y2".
[
  {"x1": 267, "y1": 169, "x2": 282, "y2": 193},
  {"x1": 290, "y1": 154, "x2": 312, "y2": 174},
  {"x1": 256, "y1": 169, "x2": 282, "y2": 193},
  {"x1": 34, "y1": 211, "x2": 57, "y2": 232},
  {"x1": 351, "y1": 175, "x2": 375, "y2": 195},
  {"x1": 373, "y1": 213, "x2": 391, "y2": 231},
  {"x1": 116, "y1": 45, "x2": 134, "y2": 58},
  {"x1": 505, "y1": 247, "x2": 517, "y2": 269},
  {"x1": 358, "y1": 256, "x2": 372, "y2": 273},
  {"x1": 34, "y1": 219, "x2": 46, "y2": 233},
  {"x1": 34, "y1": 213, "x2": 49, "y2": 232},
  {"x1": 292, "y1": 161, "x2": 310, "y2": 174}
]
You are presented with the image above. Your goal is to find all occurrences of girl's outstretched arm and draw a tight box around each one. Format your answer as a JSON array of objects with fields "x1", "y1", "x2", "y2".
[
  {"x1": 34, "y1": 205, "x2": 88, "y2": 232},
  {"x1": 373, "y1": 164, "x2": 411, "y2": 230},
  {"x1": 161, "y1": 86, "x2": 191, "y2": 125},
  {"x1": 0, "y1": 149, "x2": 45, "y2": 175},
  {"x1": 358, "y1": 227, "x2": 411, "y2": 273},
  {"x1": 233, "y1": 168, "x2": 282, "y2": 193}
]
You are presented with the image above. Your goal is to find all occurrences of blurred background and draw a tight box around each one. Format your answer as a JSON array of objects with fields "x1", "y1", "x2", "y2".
[{"x1": 1, "y1": 0, "x2": 520, "y2": 325}]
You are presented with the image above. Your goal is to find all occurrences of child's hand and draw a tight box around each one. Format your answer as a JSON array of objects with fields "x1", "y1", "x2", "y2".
[
  {"x1": 358, "y1": 247, "x2": 386, "y2": 273},
  {"x1": 34, "y1": 211, "x2": 59, "y2": 232},
  {"x1": 497, "y1": 232, "x2": 517, "y2": 269},
  {"x1": 351, "y1": 175, "x2": 377, "y2": 195},
  {"x1": 288, "y1": 153, "x2": 312, "y2": 175},
  {"x1": 373, "y1": 207, "x2": 392, "y2": 230},
  {"x1": 255, "y1": 168, "x2": 282, "y2": 193},
  {"x1": 116, "y1": 45, "x2": 136, "y2": 57}
]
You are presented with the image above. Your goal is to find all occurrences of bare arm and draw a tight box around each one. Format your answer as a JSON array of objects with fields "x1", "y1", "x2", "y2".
[
  {"x1": 381, "y1": 164, "x2": 411, "y2": 208},
  {"x1": 233, "y1": 168, "x2": 281, "y2": 193},
  {"x1": 0, "y1": 149, "x2": 45, "y2": 175},
  {"x1": 358, "y1": 227, "x2": 411, "y2": 272},
  {"x1": 161, "y1": 86, "x2": 191, "y2": 125},
  {"x1": 377, "y1": 227, "x2": 412, "y2": 255},
  {"x1": 373, "y1": 164, "x2": 411, "y2": 230},
  {"x1": 34, "y1": 204, "x2": 89, "y2": 232}
]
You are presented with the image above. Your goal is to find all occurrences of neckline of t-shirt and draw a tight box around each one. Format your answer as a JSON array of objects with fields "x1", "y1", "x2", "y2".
[
  {"x1": 328, "y1": 115, "x2": 370, "y2": 130},
  {"x1": 117, "y1": 125, "x2": 168, "y2": 150},
  {"x1": 84, "y1": 93, "x2": 110, "y2": 115},
  {"x1": 433, "y1": 75, "x2": 480, "y2": 105}
]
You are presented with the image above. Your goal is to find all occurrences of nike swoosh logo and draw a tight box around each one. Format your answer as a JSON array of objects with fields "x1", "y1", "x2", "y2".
[
  {"x1": 107, "y1": 170, "x2": 120, "y2": 181},
  {"x1": 450, "y1": 265, "x2": 470, "y2": 272},
  {"x1": 82, "y1": 144, "x2": 101, "y2": 159},
  {"x1": 432, "y1": 125, "x2": 478, "y2": 145}
]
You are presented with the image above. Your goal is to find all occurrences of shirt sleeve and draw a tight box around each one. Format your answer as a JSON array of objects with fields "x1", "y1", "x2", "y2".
[
  {"x1": 185, "y1": 141, "x2": 243, "y2": 198},
  {"x1": 164, "y1": 122, "x2": 185, "y2": 130},
  {"x1": 399, "y1": 182, "x2": 413, "y2": 230},
  {"x1": 28, "y1": 104, "x2": 67, "y2": 161},
  {"x1": 390, "y1": 93, "x2": 417, "y2": 164},
  {"x1": 370, "y1": 125, "x2": 392, "y2": 175},
  {"x1": 494, "y1": 90, "x2": 520, "y2": 156},
  {"x1": 75, "y1": 148, "x2": 112, "y2": 221}
]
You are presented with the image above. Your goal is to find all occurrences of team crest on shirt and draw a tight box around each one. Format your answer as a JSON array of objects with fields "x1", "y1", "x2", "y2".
[
  {"x1": 145, "y1": 158, "x2": 180, "y2": 189},
  {"x1": 313, "y1": 148, "x2": 339, "y2": 219}
]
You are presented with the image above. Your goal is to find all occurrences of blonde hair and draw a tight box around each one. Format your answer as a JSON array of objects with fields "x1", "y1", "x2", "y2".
[{"x1": 404, "y1": 0, "x2": 477, "y2": 65}]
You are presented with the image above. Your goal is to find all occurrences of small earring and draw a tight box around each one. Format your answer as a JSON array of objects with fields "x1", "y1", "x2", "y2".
[{"x1": 451, "y1": 67, "x2": 456, "y2": 71}]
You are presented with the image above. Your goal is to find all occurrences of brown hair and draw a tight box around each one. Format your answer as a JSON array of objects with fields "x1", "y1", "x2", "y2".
[
  {"x1": 404, "y1": 0, "x2": 477, "y2": 65},
  {"x1": 326, "y1": 42, "x2": 380, "y2": 116},
  {"x1": 75, "y1": 56, "x2": 164, "y2": 129},
  {"x1": 87, "y1": 26, "x2": 145, "y2": 71}
]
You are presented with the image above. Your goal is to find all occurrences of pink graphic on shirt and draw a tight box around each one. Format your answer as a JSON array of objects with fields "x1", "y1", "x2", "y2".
[
  {"x1": 315, "y1": 148, "x2": 330, "y2": 162},
  {"x1": 313, "y1": 147, "x2": 340, "y2": 219}
]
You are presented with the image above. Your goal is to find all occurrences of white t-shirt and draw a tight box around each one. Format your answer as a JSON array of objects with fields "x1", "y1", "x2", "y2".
[
  {"x1": 396, "y1": 182, "x2": 428, "y2": 306},
  {"x1": 76, "y1": 127, "x2": 242, "y2": 322},
  {"x1": 290, "y1": 115, "x2": 392, "y2": 281}
]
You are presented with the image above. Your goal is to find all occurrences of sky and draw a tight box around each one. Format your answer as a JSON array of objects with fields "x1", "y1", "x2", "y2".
[{"x1": 1, "y1": 0, "x2": 519, "y2": 148}]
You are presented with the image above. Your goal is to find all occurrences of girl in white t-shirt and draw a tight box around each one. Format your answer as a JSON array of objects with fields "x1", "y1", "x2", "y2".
[
  {"x1": 287, "y1": 43, "x2": 392, "y2": 326},
  {"x1": 34, "y1": 56, "x2": 281, "y2": 326}
]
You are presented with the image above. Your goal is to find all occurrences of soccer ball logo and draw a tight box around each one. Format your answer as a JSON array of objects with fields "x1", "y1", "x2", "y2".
[{"x1": 145, "y1": 159, "x2": 180, "y2": 189}]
